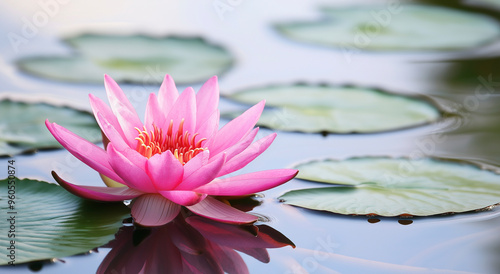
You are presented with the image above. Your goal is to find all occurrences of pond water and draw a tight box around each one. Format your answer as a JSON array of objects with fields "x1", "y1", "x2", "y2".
[{"x1": 1, "y1": 0, "x2": 500, "y2": 273}]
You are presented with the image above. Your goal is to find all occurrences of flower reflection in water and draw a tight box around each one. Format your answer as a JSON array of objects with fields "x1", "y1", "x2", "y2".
[{"x1": 98, "y1": 207, "x2": 294, "y2": 273}]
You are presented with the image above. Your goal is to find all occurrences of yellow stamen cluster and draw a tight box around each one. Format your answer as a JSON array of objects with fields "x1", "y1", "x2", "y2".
[{"x1": 135, "y1": 119, "x2": 206, "y2": 165}]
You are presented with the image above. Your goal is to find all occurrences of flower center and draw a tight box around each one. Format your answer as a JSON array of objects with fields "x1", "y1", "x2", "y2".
[{"x1": 135, "y1": 119, "x2": 206, "y2": 164}]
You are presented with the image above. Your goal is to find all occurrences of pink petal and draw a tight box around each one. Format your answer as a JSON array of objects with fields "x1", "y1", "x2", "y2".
[
  {"x1": 146, "y1": 151, "x2": 184, "y2": 190},
  {"x1": 208, "y1": 101, "x2": 265, "y2": 155},
  {"x1": 94, "y1": 111, "x2": 130, "y2": 151},
  {"x1": 217, "y1": 133, "x2": 276, "y2": 176},
  {"x1": 109, "y1": 142, "x2": 148, "y2": 170},
  {"x1": 186, "y1": 196, "x2": 257, "y2": 224},
  {"x1": 176, "y1": 153, "x2": 226, "y2": 191},
  {"x1": 104, "y1": 75, "x2": 143, "y2": 147},
  {"x1": 45, "y1": 120, "x2": 125, "y2": 184},
  {"x1": 52, "y1": 171, "x2": 142, "y2": 201},
  {"x1": 107, "y1": 143, "x2": 157, "y2": 193},
  {"x1": 158, "y1": 190, "x2": 207, "y2": 206},
  {"x1": 144, "y1": 92, "x2": 165, "y2": 131},
  {"x1": 194, "y1": 110, "x2": 219, "y2": 143},
  {"x1": 131, "y1": 194, "x2": 181, "y2": 226},
  {"x1": 196, "y1": 76, "x2": 219, "y2": 130},
  {"x1": 158, "y1": 74, "x2": 179, "y2": 113},
  {"x1": 195, "y1": 169, "x2": 298, "y2": 196},
  {"x1": 215, "y1": 128, "x2": 258, "y2": 162},
  {"x1": 89, "y1": 93, "x2": 127, "y2": 144},
  {"x1": 182, "y1": 150, "x2": 209, "y2": 179},
  {"x1": 164, "y1": 87, "x2": 196, "y2": 136}
]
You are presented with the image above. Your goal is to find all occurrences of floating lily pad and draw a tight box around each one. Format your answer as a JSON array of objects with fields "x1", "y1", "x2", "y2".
[
  {"x1": 225, "y1": 85, "x2": 440, "y2": 133},
  {"x1": 280, "y1": 157, "x2": 500, "y2": 216},
  {"x1": 0, "y1": 178, "x2": 129, "y2": 265},
  {"x1": 0, "y1": 99, "x2": 101, "y2": 156},
  {"x1": 275, "y1": 5, "x2": 500, "y2": 51},
  {"x1": 17, "y1": 34, "x2": 233, "y2": 84}
]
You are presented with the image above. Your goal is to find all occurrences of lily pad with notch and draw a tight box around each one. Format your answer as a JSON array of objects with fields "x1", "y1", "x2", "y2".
[
  {"x1": 275, "y1": 5, "x2": 500, "y2": 51},
  {"x1": 224, "y1": 84, "x2": 440, "y2": 134},
  {"x1": 279, "y1": 157, "x2": 500, "y2": 216},
  {"x1": 0, "y1": 178, "x2": 130, "y2": 265},
  {"x1": 0, "y1": 99, "x2": 101, "y2": 156},
  {"x1": 17, "y1": 34, "x2": 233, "y2": 84}
]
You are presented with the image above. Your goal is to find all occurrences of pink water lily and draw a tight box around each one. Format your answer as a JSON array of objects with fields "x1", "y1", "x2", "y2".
[{"x1": 46, "y1": 74, "x2": 297, "y2": 226}]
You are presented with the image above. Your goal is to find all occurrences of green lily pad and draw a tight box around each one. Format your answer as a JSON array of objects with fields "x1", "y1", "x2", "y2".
[
  {"x1": 225, "y1": 84, "x2": 440, "y2": 133},
  {"x1": 280, "y1": 157, "x2": 500, "y2": 216},
  {"x1": 275, "y1": 5, "x2": 500, "y2": 51},
  {"x1": 0, "y1": 178, "x2": 129, "y2": 265},
  {"x1": 17, "y1": 34, "x2": 233, "y2": 84},
  {"x1": 0, "y1": 99, "x2": 101, "y2": 156}
]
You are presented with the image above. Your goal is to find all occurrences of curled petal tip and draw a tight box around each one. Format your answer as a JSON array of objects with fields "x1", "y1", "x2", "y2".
[
  {"x1": 281, "y1": 169, "x2": 299, "y2": 182},
  {"x1": 45, "y1": 120, "x2": 59, "y2": 139}
]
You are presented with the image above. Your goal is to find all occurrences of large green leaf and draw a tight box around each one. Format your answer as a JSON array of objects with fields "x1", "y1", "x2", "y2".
[
  {"x1": 0, "y1": 178, "x2": 129, "y2": 265},
  {"x1": 0, "y1": 99, "x2": 101, "y2": 156},
  {"x1": 17, "y1": 34, "x2": 233, "y2": 84},
  {"x1": 275, "y1": 5, "x2": 500, "y2": 51},
  {"x1": 280, "y1": 157, "x2": 500, "y2": 216},
  {"x1": 225, "y1": 84, "x2": 440, "y2": 133}
]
